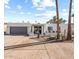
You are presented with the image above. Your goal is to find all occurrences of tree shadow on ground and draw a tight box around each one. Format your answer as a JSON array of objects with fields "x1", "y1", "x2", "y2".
[
  {"x1": 4, "y1": 39, "x2": 73, "y2": 50},
  {"x1": 29, "y1": 36, "x2": 48, "y2": 42}
]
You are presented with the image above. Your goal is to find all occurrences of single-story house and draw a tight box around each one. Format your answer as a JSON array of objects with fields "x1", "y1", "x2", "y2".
[{"x1": 4, "y1": 23, "x2": 74, "y2": 37}]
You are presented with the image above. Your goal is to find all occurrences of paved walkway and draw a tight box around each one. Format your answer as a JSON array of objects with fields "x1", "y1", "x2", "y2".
[{"x1": 4, "y1": 35, "x2": 74, "y2": 59}]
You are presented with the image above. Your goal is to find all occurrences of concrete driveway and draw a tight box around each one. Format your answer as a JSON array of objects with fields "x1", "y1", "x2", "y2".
[{"x1": 4, "y1": 35, "x2": 74, "y2": 59}]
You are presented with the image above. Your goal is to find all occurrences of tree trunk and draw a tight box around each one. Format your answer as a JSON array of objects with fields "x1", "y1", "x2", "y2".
[
  {"x1": 37, "y1": 26, "x2": 40, "y2": 38},
  {"x1": 67, "y1": 0, "x2": 72, "y2": 40},
  {"x1": 56, "y1": 0, "x2": 60, "y2": 40}
]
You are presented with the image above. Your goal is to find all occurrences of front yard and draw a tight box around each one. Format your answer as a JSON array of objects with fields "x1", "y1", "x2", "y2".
[{"x1": 4, "y1": 35, "x2": 74, "y2": 59}]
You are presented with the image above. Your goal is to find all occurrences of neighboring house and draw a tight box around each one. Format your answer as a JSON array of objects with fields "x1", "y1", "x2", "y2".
[
  {"x1": 4, "y1": 23, "x2": 8, "y2": 34},
  {"x1": 4, "y1": 23, "x2": 74, "y2": 37}
]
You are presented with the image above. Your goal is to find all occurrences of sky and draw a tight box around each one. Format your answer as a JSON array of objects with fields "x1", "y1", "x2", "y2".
[{"x1": 4, "y1": 0, "x2": 74, "y2": 23}]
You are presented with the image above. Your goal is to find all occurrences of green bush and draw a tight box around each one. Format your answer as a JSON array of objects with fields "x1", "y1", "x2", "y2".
[{"x1": 47, "y1": 36, "x2": 56, "y2": 41}]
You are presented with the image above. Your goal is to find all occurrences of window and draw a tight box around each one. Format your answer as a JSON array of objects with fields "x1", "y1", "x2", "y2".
[
  {"x1": 48, "y1": 26, "x2": 53, "y2": 33},
  {"x1": 53, "y1": 31, "x2": 55, "y2": 33}
]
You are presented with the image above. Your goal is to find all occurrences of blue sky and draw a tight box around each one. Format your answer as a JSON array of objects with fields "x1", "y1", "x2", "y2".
[{"x1": 4, "y1": 0, "x2": 74, "y2": 23}]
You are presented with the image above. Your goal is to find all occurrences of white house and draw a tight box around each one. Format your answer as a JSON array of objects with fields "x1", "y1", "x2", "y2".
[{"x1": 4, "y1": 23, "x2": 74, "y2": 37}]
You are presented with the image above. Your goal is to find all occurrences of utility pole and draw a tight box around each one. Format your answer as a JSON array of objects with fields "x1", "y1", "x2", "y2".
[
  {"x1": 56, "y1": 0, "x2": 60, "y2": 40},
  {"x1": 67, "y1": 0, "x2": 72, "y2": 40}
]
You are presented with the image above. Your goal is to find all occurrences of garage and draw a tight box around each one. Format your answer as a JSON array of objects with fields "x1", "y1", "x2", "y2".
[{"x1": 10, "y1": 27, "x2": 27, "y2": 35}]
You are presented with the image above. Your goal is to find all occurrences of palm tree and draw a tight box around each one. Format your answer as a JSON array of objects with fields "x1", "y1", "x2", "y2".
[
  {"x1": 46, "y1": 16, "x2": 66, "y2": 24},
  {"x1": 67, "y1": 0, "x2": 72, "y2": 40},
  {"x1": 63, "y1": 20, "x2": 67, "y2": 23},
  {"x1": 59, "y1": 18, "x2": 67, "y2": 24},
  {"x1": 56, "y1": 0, "x2": 60, "y2": 40},
  {"x1": 47, "y1": 16, "x2": 57, "y2": 24}
]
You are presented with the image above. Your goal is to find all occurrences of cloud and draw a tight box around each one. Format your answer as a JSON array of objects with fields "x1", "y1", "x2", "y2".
[
  {"x1": 61, "y1": 8, "x2": 68, "y2": 19},
  {"x1": 17, "y1": 5, "x2": 22, "y2": 10},
  {"x1": 4, "y1": 0, "x2": 10, "y2": 4},
  {"x1": 62, "y1": 12, "x2": 68, "y2": 16},
  {"x1": 62, "y1": 9, "x2": 69, "y2": 20},
  {"x1": 62, "y1": 9, "x2": 67, "y2": 12},
  {"x1": 27, "y1": 12, "x2": 31, "y2": 14},
  {"x1": 35, "y1": 10, "x2": 56, "y2": 19},
  {"x1": 5, "y1": 5, "x2": 10, "y2": 9},
  {"x1": 42, "y1": 0, "x2": 55, "y2": 7},
  {"x1": 20, "y1": 12, "x2": 24, "y2": 14},
  {"x1": 5, "y1": 0, "x2": 10, "y2": 9},
  {"x1": 44, "y1": 11, "x2": 56, "y2": 17},
  {"x1": 32, "y1": 0, "x2": 55, "y2": 10},
  {"x1": 36, "y1": 7, "x2": 45, "y2": 10},
  {"x1": 32, "y1": 0, "x2": 41, "y2": 7},
  {"x1": 33, "y1": 10, "x2": 56, "y2": 23}
]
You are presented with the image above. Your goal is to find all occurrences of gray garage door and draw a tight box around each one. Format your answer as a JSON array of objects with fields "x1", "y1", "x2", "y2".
[{"x1": 10, "y1": 27, "x2": 27, "y2": 35}]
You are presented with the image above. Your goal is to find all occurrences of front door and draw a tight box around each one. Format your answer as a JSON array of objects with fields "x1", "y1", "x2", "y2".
[{"x1": 34, "y1": 26, "x2": 42, "y2": 34}]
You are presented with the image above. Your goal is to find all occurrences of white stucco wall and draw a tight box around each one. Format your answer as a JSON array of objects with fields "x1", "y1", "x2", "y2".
[
  {"x1": 5, "y1": 23, "x2": 74, "y2": 36},
  {"x1": 43, "y1": 24, "x2": 57, "y2": 36},
  {"x1": 44, "y1": 23, "x2": 74, "y2": 37}
]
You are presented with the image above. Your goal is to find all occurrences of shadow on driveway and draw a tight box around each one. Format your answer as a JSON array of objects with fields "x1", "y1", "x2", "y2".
[{"x1": 5, "y1": 40, "x2": 64, "y2": 50}]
